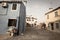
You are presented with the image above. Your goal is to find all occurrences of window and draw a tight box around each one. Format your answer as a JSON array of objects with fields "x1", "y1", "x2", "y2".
[
  {"x1": 8, "y1": 19, "x2": 17, "y2": 27},
  {"x1": 27, "y1": 19, "x2": 29, "y2": 21},
  {"x1": 12, "y1": 4, "x2": 17, "y2": 10},
  {"x1": 27, "y1": 17, "x2": 31, "y2": 21},
  {"x1": 48, "y1": 23, "x2": 50, "y2": 27},
  {"x1": 47, "y1": 15, "x2": 49, "y2": 19},
  {"x1": 56, "y1": 23, "x2": 59, "y2": 29},
  {"x1": 32, "y1": 17, "x2": 34, "y2": 21},
  {"x1": 27, "y1": 19, "x2": 31, "y2": 21},
  {"x1": 55, "y1": 11, "x2": 58, "y2": 17}
]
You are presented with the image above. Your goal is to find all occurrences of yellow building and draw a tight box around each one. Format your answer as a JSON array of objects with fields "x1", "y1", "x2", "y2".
[{"x1": 45, "y1": 7, "x2": 60, "y2": 33}]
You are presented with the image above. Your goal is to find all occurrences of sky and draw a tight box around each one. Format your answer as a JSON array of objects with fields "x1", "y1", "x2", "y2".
[{"x1": 26, "y1": 0, "x2": 60, "y2": 23}]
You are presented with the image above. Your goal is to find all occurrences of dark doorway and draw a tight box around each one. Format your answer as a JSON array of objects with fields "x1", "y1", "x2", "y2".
[
  {"x1": 51, "y1": 23, "x2": 54, "y2": 30},
  {"x1": 8, "y1": 19, "x2": 17, "y2": 27}
]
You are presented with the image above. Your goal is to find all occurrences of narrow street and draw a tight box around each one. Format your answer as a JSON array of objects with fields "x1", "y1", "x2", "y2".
[{"x1": 4, "y1": 27, "x2": 60, "y2": 40}]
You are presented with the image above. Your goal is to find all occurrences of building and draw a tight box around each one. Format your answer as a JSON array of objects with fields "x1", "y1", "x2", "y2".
[
  {"x1": 45, "y1": 7, "x2": 60, "y2": 33},
  {"x1": 26, "y1": 15, "x2": 37, "y2": 27},
  {"x1": 0, "y1": 0, "x2": 26, "y2": 34}
]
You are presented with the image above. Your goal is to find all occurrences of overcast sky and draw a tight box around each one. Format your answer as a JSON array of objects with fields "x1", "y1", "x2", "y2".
[{"x1": 26, "y1": 0, "x2": 60, "y2": 23}]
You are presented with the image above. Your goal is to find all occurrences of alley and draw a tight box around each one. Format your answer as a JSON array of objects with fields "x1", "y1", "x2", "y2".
[{"x1": 4, "y1": 27, "x2": 60, "y2": 40}]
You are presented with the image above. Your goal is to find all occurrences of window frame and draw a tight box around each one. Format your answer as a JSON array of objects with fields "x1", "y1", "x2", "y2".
[
  {"x1": 55, "y1": 11, "x2": 58, "y2": 17},
  {"x1": 47, "y1": 15, "x2": 49, "y2": 19},
  {"x1": 8, "y1": 19, "x2": 17, "y2": 27},
  {"x1": 12, "y1": 3, "x2": 17, "y2": 10},
  {"x1": 56, "y1": 23, "x2": 59, "y2": 29}
]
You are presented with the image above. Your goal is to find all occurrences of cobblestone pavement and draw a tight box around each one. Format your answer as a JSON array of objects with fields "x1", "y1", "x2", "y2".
[{"x1": 3, "y1": 27, "x2": 60, "y2": 40}]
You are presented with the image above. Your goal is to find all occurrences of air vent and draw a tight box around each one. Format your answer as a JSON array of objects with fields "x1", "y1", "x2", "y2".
[{"x1": 2, "y1": 2, "x2": 8, "y2": 8}]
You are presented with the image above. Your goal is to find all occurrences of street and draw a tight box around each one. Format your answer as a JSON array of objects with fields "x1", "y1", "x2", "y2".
[{"x1": 4, "y1": 27, "x2": 60, "y2": 40}]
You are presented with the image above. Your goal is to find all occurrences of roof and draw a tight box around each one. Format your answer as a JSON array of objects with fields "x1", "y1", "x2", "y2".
[
  {"x1": 0, "y1": 0, "x2": 27, "y2": 3},
  {"x1": 45, "y1": 7, "x2": 60, "y2": 15},
  {"x1": 0, "y1": 0, "x2": 21, "y2": 1}
]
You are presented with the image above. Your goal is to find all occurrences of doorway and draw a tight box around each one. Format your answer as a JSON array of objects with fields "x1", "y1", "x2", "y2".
[
  {"x1": 8, "y1": 19, "x2": 17, "y2": 27},
  {"x1": 51, "y1": 23, "x2": 54, "y2": 30}
]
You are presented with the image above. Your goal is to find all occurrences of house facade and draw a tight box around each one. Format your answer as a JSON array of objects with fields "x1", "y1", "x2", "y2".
[
  {"x1": 0, "y1": 0, "x2": 26, "y2": 34},
  {"x1": 45, "y1": 7, "x2": 60, "y2": 33},
  {"x1": 26, "y1": 15, "x2": 37, "y2": 27}
]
